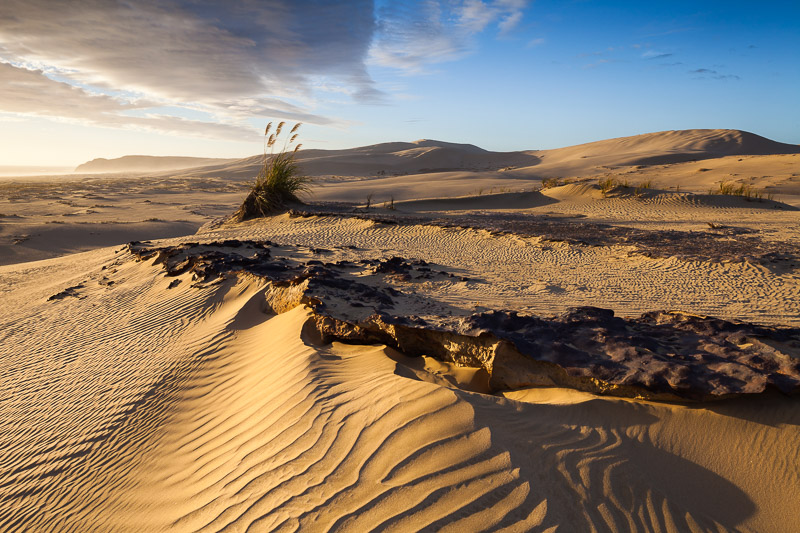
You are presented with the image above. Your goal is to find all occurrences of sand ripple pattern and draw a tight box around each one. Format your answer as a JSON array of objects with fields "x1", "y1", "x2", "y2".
[
  {"x1": 196, "y1": 215, "x2": 800, "y2": 326},
  {"x1": 2, "y1": 254, "x2": 798, "y2": 531},
  {"x1": 0, "y1": 264, "x2": 550, "y2": 531},
  {"x1": 537, "y1": 191, "x2": 800, "y2": 239}
]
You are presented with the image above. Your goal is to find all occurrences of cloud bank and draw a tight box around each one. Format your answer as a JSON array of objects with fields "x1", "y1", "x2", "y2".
[{"x1": 0, "y1": 0, "x2": 529, "y2": 140}]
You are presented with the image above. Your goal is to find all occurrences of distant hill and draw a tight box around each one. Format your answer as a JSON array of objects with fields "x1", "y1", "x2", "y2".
[
  {"x1": 529, "y1": 129, "x2": 800, "y2": 168},
  {"x1": 77, "y1": 130, "x2": 799, "y2": 180},
  {"x1": 75, "y1": 155, "x2": 234, "y2": 173},
  {"x1": 168, "y1": 139, "x2": 539, "y2": 179}
]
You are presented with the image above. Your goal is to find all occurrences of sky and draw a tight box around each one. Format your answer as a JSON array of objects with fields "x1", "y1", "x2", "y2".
[{"x1": 0, "y1": 0, "x2": 798, "y2": 167}]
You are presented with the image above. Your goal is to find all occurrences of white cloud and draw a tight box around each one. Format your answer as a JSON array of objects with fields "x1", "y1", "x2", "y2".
[
  {"x1": 369, "y1": 2, "x2": 465, "y2": 73},
  {"x1": 460, "y1": 0, "x2": 497, "y2": 33},
  {"x1": 498, "y1": 11, "x2": 524, "y2": 34},
  {"x1": 461, "y1": 0, "x2": 527, "y2": 33},
  {"x1": 370, "y1": 0, "x2": 530, "y2": 72}
]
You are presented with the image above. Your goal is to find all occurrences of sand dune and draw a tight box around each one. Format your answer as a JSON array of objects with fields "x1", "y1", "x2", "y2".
[
  {"x1": 154, "y1": 129, "x2": 800, "y2": 211},
  {"x1": 1, "y1": 242, "x2": 798, "y2": 531},
  {"x1": 529, "y1": 129, "x2": 800, "y2": 167},
  {"x1": 170, "y1": 129, "x2": 798, "y2": 184},
  {"x1": 2, "y1": 129, "x2": 799, "y2": 530},
  {"x1": 177, "y1": 139, "x2": 538, "y2": 180}
]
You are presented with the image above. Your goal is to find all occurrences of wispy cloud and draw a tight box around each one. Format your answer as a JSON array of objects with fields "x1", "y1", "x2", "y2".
[
  {"x1": 459, "y1": 0, "x2": 527, "y2": 34},
  {"x1": 370, "y1": 0, "x2": 530, "y2": 72},
  {"x1": 370, "y1": 2, "x2": 466, "y2": 73},
  {"x1": 526, "y1": 37, "x2": 546, "y2": 48},
  {"x1": 641, "y1": 50, "x2": 674, "y2": 60},
  {"x1": 582, "y1": 58, "x2": 618, "y2": 69},
  {"x1": 689, "y1": 68, "x2": 740, "y2": 80}
]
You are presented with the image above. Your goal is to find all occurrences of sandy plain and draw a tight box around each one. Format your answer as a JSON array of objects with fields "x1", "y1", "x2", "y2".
[{"x1": 1, "y1": 129, "x2": 799, "y2": 531}]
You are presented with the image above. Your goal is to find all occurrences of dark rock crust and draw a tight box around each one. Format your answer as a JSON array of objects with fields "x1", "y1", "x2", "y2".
[{"x1": 127, "y1": 240, "x2": 800, "y2": 402}]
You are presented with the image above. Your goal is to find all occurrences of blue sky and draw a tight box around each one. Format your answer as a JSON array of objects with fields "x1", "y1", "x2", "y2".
[{"x1": 0, "y1": 0, "x2": 798, "y2": 166}]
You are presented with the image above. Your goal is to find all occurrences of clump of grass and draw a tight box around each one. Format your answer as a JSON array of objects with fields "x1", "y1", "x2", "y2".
[
  {"x1": 598, "y1": 177, "x2": 626, "y2": 195},
  {"x1": 541, "y1": 177, "x2": 576, "y2": 189},
  {"x1": 599, "y1": 177, "x2": 639, "y2": 197},
  {"x1": 710, "y1": 181, "x2": 766, "y2": 200},
  {"x1": 598, "y1": 177, "x2": 614, "y2": 194},
  {"x1": 634, "y1": 180, "x2": 654, "y2": 197},
  {"x1": 383, "y1": 196, "x2": 396, "y2": 210},
  {"x1": 233, "y1": 122, "x2": 310, "y2": 221}
]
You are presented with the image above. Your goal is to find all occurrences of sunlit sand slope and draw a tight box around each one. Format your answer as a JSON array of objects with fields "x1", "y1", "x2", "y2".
[{"x1": 1, "y1": 247, "x2": 798, "y2": 532}]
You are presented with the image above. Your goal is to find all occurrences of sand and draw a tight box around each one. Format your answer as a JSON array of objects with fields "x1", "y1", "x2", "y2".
[{"x1": 1, "y1": 129, "x2": 799, "y2": 531}]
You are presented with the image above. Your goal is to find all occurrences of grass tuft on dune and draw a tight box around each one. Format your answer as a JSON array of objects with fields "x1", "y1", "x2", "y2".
[{"x1": 233, "y1": 122, "x2": 311, "y2": 221}]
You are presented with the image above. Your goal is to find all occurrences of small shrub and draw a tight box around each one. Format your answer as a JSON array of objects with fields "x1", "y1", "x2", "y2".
[
  {"x1": 233, "y1": 122, "x2": 310, "y2": 221},
  {"x1": 541, "y1": 177, "x2": 561, "y2": 188}
]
